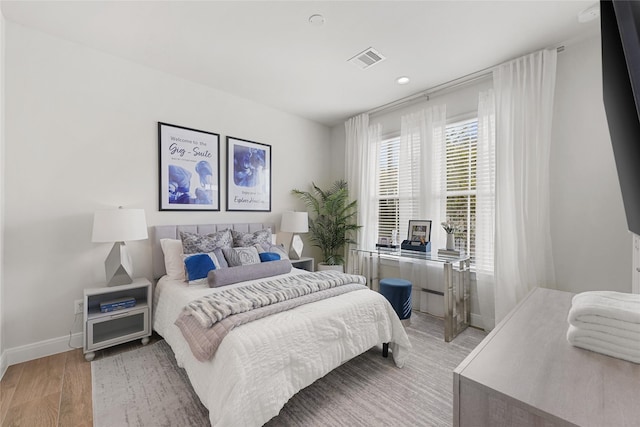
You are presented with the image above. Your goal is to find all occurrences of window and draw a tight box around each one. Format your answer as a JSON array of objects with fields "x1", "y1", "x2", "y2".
[
  {"x1": 377, "y1": 137, "x2": 400, "y2": 241},
  {"x1": 376, "y1": 118, "x2": 478, "y2": 261},
  {"x1": 445, "y1": 119, "x2": 478, "y2": 261}
]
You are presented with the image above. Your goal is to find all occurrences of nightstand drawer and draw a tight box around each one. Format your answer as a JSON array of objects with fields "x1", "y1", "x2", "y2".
[{"x1": 86, "y1": 306, "x2": 150, "y2": 351}]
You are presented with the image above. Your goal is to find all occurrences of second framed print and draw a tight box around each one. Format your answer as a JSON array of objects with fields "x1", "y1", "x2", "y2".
[
  {"x1": 158, "y1": 122, "x2": 220, "y2": 211},
  {"x1": 226, "y1": 136, "x2": 271, "y2": 212}
]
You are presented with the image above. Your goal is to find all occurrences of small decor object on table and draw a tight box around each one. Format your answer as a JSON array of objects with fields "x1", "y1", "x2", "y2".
[
  {"x1": 408, "y1": 220, "x2": 432, "y2": 244},
  {"x1": 401, "y1": 220, "x2": 432, "y2": 252},
  {"x1": 438, "y1": 248, "x2": 464, "y2": 257},
  {"x1": 376, "y1": 236, "x2": 399, "y2": 249},
  {"x1": 99, "y1": 296, "x2": 136, "y2": 313},
  {"x1": 441, "y1": 220, "x2": 460, "y2": 251}
]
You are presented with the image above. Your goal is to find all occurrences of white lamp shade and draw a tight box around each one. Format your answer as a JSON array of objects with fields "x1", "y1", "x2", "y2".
[
  {"x1": 280, "y1": 211, "x2": 309, "y2": 233},
  {"x1": 92, "y1": 208, "x2": 148, "y2": 242}
]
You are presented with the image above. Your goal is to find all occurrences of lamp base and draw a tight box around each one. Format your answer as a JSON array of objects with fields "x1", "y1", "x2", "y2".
[
  {"x1": 289, "y1": 234, "x2": 304, "y2": 260},
  {"x1": 105, "y1": 242, "x2": 134, "y2": 286}
]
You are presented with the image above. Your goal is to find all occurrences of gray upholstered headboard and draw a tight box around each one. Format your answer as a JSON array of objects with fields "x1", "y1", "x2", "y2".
[{"x1": 151, "y1": 223, "x2": 275, "y2": 280}]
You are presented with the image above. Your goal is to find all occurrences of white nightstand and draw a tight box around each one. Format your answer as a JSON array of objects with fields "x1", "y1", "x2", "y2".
[
  {"x1": 290, "y1": 257, "x2": 315, "y2": 272},
  {"x1": 83, "y1": 278, "x2": 152, "y2": 361}
]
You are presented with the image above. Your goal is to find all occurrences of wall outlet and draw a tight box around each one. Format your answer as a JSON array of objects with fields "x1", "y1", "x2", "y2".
[{"x1": 74, "y1": 299, "x2": 84, "y2": 315}]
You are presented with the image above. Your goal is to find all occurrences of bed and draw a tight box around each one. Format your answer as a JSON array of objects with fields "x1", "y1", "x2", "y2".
[{"x1": 151, "y1": 223, "x2": 411, "y2": 427}]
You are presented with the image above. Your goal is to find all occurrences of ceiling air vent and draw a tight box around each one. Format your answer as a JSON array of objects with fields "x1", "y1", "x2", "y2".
[{"x1": 348, "y1": 47, "x2": 386, "y2": 70}]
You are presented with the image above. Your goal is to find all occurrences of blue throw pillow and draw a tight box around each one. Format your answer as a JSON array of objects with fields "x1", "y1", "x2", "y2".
[
  {"x1": 184, "y1": 253, "x2": 216, "y2": 282},
  {"x1": 259, "y1": 252, "x2": 281, "y2": 262}
]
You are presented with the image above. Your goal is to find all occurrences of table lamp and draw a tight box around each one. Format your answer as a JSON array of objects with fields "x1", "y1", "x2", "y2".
[
  {"x1": 280, "y1": 211, "x2": 308, "y2": 260},
  {"x1": 92, "y1": 207, "x2": 148, "y2": 286}
]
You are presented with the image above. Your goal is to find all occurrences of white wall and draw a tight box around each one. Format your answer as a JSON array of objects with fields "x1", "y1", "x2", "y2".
[
  {"x1": 0, "y1": 12, "x2": 6, "y2": 378},
  {"x1": 550, "y1": 34, "x2": 632, "y2": 294},
  {"x1": 330, "y1": 124, "x2": 346, "y2": 182},
  {"x1": 3, "y1": 21, "x2": 331, "y2": 364}
]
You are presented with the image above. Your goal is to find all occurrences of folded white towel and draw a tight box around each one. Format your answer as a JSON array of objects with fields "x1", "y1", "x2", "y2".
[
  {"x1": 568, "y1": 291, "x2": 640, "y2": 335},
  {"x1": 567, "y1": 324, "x2": 640, "y2": 351},
  {"x1": 568, "y1": 318, "x2": 640, "y2": 341},
  {"x1": 567, "y1": 325, "x2": 640, "y2": 364}
]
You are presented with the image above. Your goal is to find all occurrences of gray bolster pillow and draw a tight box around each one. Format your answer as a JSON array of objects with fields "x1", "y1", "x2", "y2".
[{"x1": 208, "y1": 259, "x2": 293, "y2": 288}]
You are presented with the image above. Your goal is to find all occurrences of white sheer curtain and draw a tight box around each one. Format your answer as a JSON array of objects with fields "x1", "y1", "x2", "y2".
[
  {"x1": 345, "y1": 114, "x2": 381, "y2": 275},
  {"x1": 398, "y1": 106, "x2": 447, "y2": 305},
  {"x1": 398, "y1": 105, "x2": 447, "y2": 247},
  {"x1": 476, "y1": 89, "x2": 496, "y2": 331},
  {"x1": 493, "y1": 49, "x2": 558, "y2": 323}
]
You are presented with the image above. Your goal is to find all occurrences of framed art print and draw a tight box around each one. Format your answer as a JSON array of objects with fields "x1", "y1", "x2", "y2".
[
  {"x1": 226, "y1": 136, "x2": 271, "y2": 212},
  {"x1": 407, "y1": 220, "x2": 432, "y2": 243},
  {"x1": 158, "y1": 122, "x2": 220, "y2": 211}
]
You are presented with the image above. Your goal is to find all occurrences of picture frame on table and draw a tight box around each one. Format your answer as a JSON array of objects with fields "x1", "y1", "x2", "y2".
[
  {"x1": 158, "y1": 122, "x2": 220, "y2": 211},
  {"x1": 407, "y1": 220, "x2": 432, "y2": 244},
  {"x1": 226, "y1": 136, "x2": 272, "y2": 212}
]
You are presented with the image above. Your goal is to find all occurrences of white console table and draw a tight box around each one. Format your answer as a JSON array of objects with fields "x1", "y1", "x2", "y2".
[
  {"x1": 454, "y1": 287, "x2": 640, "y2": 426},
  {"x1": 351, "y1": 248, "x2": 470, "y2": 342}
]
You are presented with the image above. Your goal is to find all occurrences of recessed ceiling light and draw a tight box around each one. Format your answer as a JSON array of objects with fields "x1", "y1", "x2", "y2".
[
  {"x1": 396, "y1": 76, "x2": 410, "y2": 85},
  {"x1": 309, "y1": 14, "x2": 325, "y2": 26}
]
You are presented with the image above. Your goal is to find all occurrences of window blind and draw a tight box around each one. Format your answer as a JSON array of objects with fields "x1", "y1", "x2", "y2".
[
  {"x1": 378, "y1": 137, "x2": 400, "y2": 240},
  {"x1": 445, "y1": 119, "x2": 478, "y2": 261}
]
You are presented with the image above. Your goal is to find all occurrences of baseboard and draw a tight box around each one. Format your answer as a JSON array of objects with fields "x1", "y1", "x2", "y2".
[
  {"x1": 0, "y1": 350, "x2": 8, "y2": 380},
  {"x1": 4, "y1": 332, "x2": 83, "y2": 367},
  {"x1": 470, "y1": 313, "x2": 485, "y2": 330}
]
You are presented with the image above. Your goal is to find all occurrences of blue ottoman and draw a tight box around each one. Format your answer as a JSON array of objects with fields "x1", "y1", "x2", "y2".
[
  {"x1": 379, "y1": 278, "x2": 412, "y2": 358},
  {"x1": 379, "y1": 278, "x2": 412, "y2": 320}
]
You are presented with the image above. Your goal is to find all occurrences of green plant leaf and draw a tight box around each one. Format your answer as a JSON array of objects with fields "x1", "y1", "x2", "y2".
[{"x1": 291, "y1": 180, "x2": 361, "y2": 265}]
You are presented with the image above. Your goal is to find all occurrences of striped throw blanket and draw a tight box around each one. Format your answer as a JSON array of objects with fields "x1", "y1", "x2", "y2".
[{"x1": 185, "y1": 270, "x2": 367, "y2": 328}]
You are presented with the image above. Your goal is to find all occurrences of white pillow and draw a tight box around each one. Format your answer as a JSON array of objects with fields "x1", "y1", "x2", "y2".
[{"x1": 160, "y1": 238, "x2": 185, "y2": 281}]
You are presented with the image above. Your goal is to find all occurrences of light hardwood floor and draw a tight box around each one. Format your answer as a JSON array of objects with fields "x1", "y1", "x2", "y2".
[
  {"x1": 1, "y1": 349, "x2": 92, "y2": 427},
  {"x1": 0, "y1": 334, "x2": 161, "y2": 427}
]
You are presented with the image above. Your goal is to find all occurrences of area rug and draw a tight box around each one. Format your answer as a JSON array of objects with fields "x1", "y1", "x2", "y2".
[
  {"x1": 91, "y1": 341, "x2": 209, "y2": 427},
  {"x1": 92, "y1": 312, "x2": 485, "y2": 427}
]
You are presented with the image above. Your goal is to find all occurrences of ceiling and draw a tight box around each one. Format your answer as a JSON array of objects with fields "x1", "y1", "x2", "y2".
[{"x1": 1, "y1": 1, "x2": 601, "y2": 127}]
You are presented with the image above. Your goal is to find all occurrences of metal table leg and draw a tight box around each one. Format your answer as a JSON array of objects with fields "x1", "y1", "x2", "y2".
[
  {"x1": 444, "y1": 262, "x2": 454, "y2": 342},
  {"x1": 445, "y1": 260, "x2": 470, "y2": 342}
]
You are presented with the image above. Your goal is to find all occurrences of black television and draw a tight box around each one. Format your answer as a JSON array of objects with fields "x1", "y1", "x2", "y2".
[{"x1": 601, "y1": 0, "x2": 640, "y2": 236}]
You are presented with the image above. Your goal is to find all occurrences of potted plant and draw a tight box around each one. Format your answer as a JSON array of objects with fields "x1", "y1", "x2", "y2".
[{"x1": 291, "y1": 180, "x2": 360, "y2": 272}]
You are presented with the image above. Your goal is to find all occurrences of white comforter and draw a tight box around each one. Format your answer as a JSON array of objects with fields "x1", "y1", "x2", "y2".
[{"x1": 153, "y1": 268, "x2": 411, "y2": 427}]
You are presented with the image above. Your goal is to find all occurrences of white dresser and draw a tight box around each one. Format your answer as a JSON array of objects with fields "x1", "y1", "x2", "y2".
[{"x1": 454, "y1": 287, "x2": 640, "y2": 427}]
